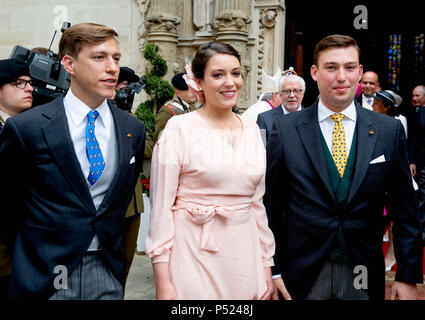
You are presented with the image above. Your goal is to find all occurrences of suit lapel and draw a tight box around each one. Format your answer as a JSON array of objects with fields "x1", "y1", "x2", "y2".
[
  {"x1": 96, "y1": 104, "x2": 131, "y2": 216},
  {"x1": 41, "y1": 99, "x2": 96, "y2": 214},
  {"x1": 296, "y1": 102, "x2": 337, "y2": 203},
  {"x1": 345, "y1": 104, "x2": 377, "y2": 206}
]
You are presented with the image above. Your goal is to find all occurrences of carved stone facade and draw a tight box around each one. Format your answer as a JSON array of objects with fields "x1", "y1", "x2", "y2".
[{"x1": 140, "y1": 0, "x2": 286, "y2": 109}]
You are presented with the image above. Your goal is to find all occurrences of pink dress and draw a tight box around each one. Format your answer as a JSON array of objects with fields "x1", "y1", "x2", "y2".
[{"x1": 145, "y1": 111, "x2": 275, "y2": 300}]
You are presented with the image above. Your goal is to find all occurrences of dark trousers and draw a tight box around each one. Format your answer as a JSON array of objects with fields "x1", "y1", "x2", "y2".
[
  {"x1": 0, "y1": 274, "x2": 10, "y2": 300},
  {"x1": 416, "y1": 166, "x2": 425, "y2": 208}
]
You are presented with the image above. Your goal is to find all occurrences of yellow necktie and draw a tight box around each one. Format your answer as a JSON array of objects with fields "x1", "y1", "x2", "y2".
[{"x1": 330, "y1": 113, "x2": 347, "y2": 177}]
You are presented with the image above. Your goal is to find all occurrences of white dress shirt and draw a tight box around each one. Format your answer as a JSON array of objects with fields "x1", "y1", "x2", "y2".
[
  {"x1": 361, "y1": 94, "x2": 374, "y2": 110},
  {"x1": 63, "y1": 89, "x2": 117, "y2": 250},
  {"x1": 318, "y1": 99, "x2": 357, "y2": 157},
  {"x1": 0, "y1": 109, "x2": 11, "y2": 124}
]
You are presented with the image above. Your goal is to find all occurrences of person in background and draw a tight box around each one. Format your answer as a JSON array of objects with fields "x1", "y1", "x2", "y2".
[
  {"x1": 112, "y1": 66, "x2": 145, "y2": 282},
  {"x1": 356, "y1": 71, "x2": 380, "y2": 110},
  {"x1": 241, "y1": 67, "x2": 282, "y2": 122},
  {"x1": 0, "y1": 58, "x2": 33, "y2": 299},
  {"x1": 144, "y1": 72, "x2": 198, "y2": 159},
  {"x1": 257, "y1": 69, "x2": 305, "y2": 144}
]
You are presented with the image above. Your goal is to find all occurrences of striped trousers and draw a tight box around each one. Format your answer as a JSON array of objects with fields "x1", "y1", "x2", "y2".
[
  {"x1": 49, "y1": 251, "x2": 123, "y2": 300},
  {"x1": 306, "y1": 262, "x2": 369, "y2": 300}
]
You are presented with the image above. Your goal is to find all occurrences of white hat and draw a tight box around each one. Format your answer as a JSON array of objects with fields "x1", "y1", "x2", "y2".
[
  {"x1": 386, "y1": 90, "x2": 403, "y2": 106},
  {"x1": 375, "y1": 90, "x2": 403, "y2": 107},
  {"x1": 261, "y1": 66, "x2": 282, "y2": 94}
]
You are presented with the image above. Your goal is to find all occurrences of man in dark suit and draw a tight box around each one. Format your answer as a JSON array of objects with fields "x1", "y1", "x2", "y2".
[
  {"x1": 413, "y1": 106, "x2": 425, "y2": 209},
  {"x1": 409, "y1": 85, "x2": 425, "y2": 194},
  {"x1": 0, "y1": 23, "x2": 146, "y2": 300},
  {"x1": 256, "y1": 72, "x2": 305, "y2": 144},
  {"x1": 265, "y1": 34, "x2": 423, "y2": 300},
  {"x1": 355, "y1": 71, "x2": 380, "y2": 111}
]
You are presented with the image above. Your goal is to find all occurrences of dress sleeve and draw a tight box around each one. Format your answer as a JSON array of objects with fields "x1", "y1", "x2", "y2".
[
  {"x1": 144, "y1": 117, "x2": 182, "y2": 264},
  {"x1": 251, "y1": 126, "x2": 276, "y2": 267}
]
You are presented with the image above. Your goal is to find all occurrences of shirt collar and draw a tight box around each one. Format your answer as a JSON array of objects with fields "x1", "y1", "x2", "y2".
[
  {"x1": 0, "y1": 108, "x2": 11, "y2": 122},
  {"x1": 318, "y1": 98, "x2": 357, "y2": 123},
  {"x1": 282, "y1": 104, "x2": 302, "y2": 115},
  {"x1": 64, "y1": 89, "x2": 110, "y2": 129}
]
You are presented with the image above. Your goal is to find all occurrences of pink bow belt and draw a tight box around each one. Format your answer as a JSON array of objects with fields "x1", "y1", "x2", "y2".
[{"x1": 171, "y1": 199, "x2": 253, "y2": 252}]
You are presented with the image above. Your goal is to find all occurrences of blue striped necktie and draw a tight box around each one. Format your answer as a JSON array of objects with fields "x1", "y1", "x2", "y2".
[{"x1": 86, "y1": 110, "x2": 105, "y2": 185}]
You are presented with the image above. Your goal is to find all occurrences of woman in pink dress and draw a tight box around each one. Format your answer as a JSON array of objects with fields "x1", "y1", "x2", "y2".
[{"x1": 145, "y1": 42, "x2": 275, "y2": 300}]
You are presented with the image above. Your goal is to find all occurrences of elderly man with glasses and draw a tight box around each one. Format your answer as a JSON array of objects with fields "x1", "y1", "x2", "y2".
[
  {"x1": 0, "y1": 59, "x2": 34, "y2": 131},
  {"x1": 257, "y1": 71, "x2": 305, "y2": 144}
]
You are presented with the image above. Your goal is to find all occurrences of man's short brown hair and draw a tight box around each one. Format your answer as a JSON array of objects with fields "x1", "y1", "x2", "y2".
[
  {"x1": 59, "y1": 23, "x2": 118, "y2": 59},
  {"x1": 313, "y1": 34, "x2": 361, "y2": 66}
]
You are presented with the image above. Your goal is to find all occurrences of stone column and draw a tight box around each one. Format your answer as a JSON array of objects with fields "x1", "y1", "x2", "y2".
[
  {"x1": 144, "y1": 0, "x2": 181, "y2": 80},
  {"x1": 254, "y1": 0, "x2": 286, "y2": 102},
  {"x1": 193, "y1": 0, "x2": 215, "y2": 39},
  {"x1": 214, "y1": 0, "x2": 252, "y2": 108}
]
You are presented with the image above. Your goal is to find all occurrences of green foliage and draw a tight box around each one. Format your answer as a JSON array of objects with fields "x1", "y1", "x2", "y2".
[
  {"x1": 136, "y1": 44, "x2": 174, "y2": 138},
  {"x1": 135, "y1": 100, "x2": 155, "y2": 138}
]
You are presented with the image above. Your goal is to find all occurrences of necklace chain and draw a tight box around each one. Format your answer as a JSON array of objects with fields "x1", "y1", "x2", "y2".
[{"x1": 200, "y1": 110, "x2": 237, "y2": 148}]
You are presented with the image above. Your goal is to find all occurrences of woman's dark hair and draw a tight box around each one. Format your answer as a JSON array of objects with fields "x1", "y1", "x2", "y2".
[{"x1": 191, "y1": 42, "x2": 241, "y2": 80}]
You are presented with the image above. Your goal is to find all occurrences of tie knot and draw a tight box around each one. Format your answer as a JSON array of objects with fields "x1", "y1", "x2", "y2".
[
  {"x1": 88, "y1": 110, "x2": 99, "y2": 123},
  {"x1": 330, "y1": 113, "x2": 345, "y2": 123}
]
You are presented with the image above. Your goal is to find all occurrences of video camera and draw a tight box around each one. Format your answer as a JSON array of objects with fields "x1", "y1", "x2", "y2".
[
  {"x1": 114, "y1": 76, "x2": 147, "y2": 111},
  {"x1": 9, "y1": 22, "x2": 71, "y2": 106}
]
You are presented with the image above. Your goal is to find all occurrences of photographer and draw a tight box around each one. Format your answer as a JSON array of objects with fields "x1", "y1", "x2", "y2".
[
  {"x1": 113, "y1": 66, "x2": 144, "y2": 112},
  {"x1": 112, "y1": 66, "x2": 145, "y2": 282}
]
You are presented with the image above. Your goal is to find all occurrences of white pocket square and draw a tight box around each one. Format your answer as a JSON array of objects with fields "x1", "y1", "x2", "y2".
[
  {"x1": 370, "y1": 155, "x2": 385, "y2": 164},
  {"x1": 129, "y1": 156, "x2": 135, "y2": 164}
]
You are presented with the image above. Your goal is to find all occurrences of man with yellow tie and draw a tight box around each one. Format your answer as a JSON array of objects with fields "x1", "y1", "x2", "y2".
[{"x1": 264, "y1": 34, "x2": 424, "y2": 300}]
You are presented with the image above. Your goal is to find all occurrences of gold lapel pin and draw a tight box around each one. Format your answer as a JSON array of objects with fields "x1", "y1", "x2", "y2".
[
  {"x1": 127, "y1": 133, "x2": 132, "y2": 138},
  {"x1": 369, "y1": 130, "x2": 374, "y2": 135}
]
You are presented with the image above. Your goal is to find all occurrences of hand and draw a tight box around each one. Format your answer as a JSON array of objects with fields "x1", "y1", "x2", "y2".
[
  {"x1": 155, "y1": 280, "x2": 178, "y2": 300},
  {"x1": 271, "y1": 277, "x2": 292, "y2": 300},
  {"x1": 260, "y1": 267, "x2": 274, "y2": 300},
  {"x1": 410, "y1": 164, "x2": 416, "y2": 177},
  {"x1": 390, "y1": 281, "x2": 417, "y2": 300},
  {"x1": 153, "y1": 262, "x2": 178, "y2": 300}
]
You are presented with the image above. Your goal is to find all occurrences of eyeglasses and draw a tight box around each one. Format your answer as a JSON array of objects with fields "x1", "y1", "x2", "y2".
[
  {"x1": 280, "y1": 89, "x2": 303, "y2": 96},
  {"x1": 14, "y1": 79, "x2": 33, "y2": 89}
]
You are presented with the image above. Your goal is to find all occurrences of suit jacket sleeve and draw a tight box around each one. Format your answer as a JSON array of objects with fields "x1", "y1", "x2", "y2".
[
  {"x1": 0, "y1": 119, "x2": 29, "y2": 251},
  {"x1": 389, "y1": 121, "x2": 424, "y2": 284},
  {"x1": 263, "y1": 119, "x2": 288, "y2": 276},
  {"x1": 144, "y1": 134, "x2": 154, "y2": 160}
]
